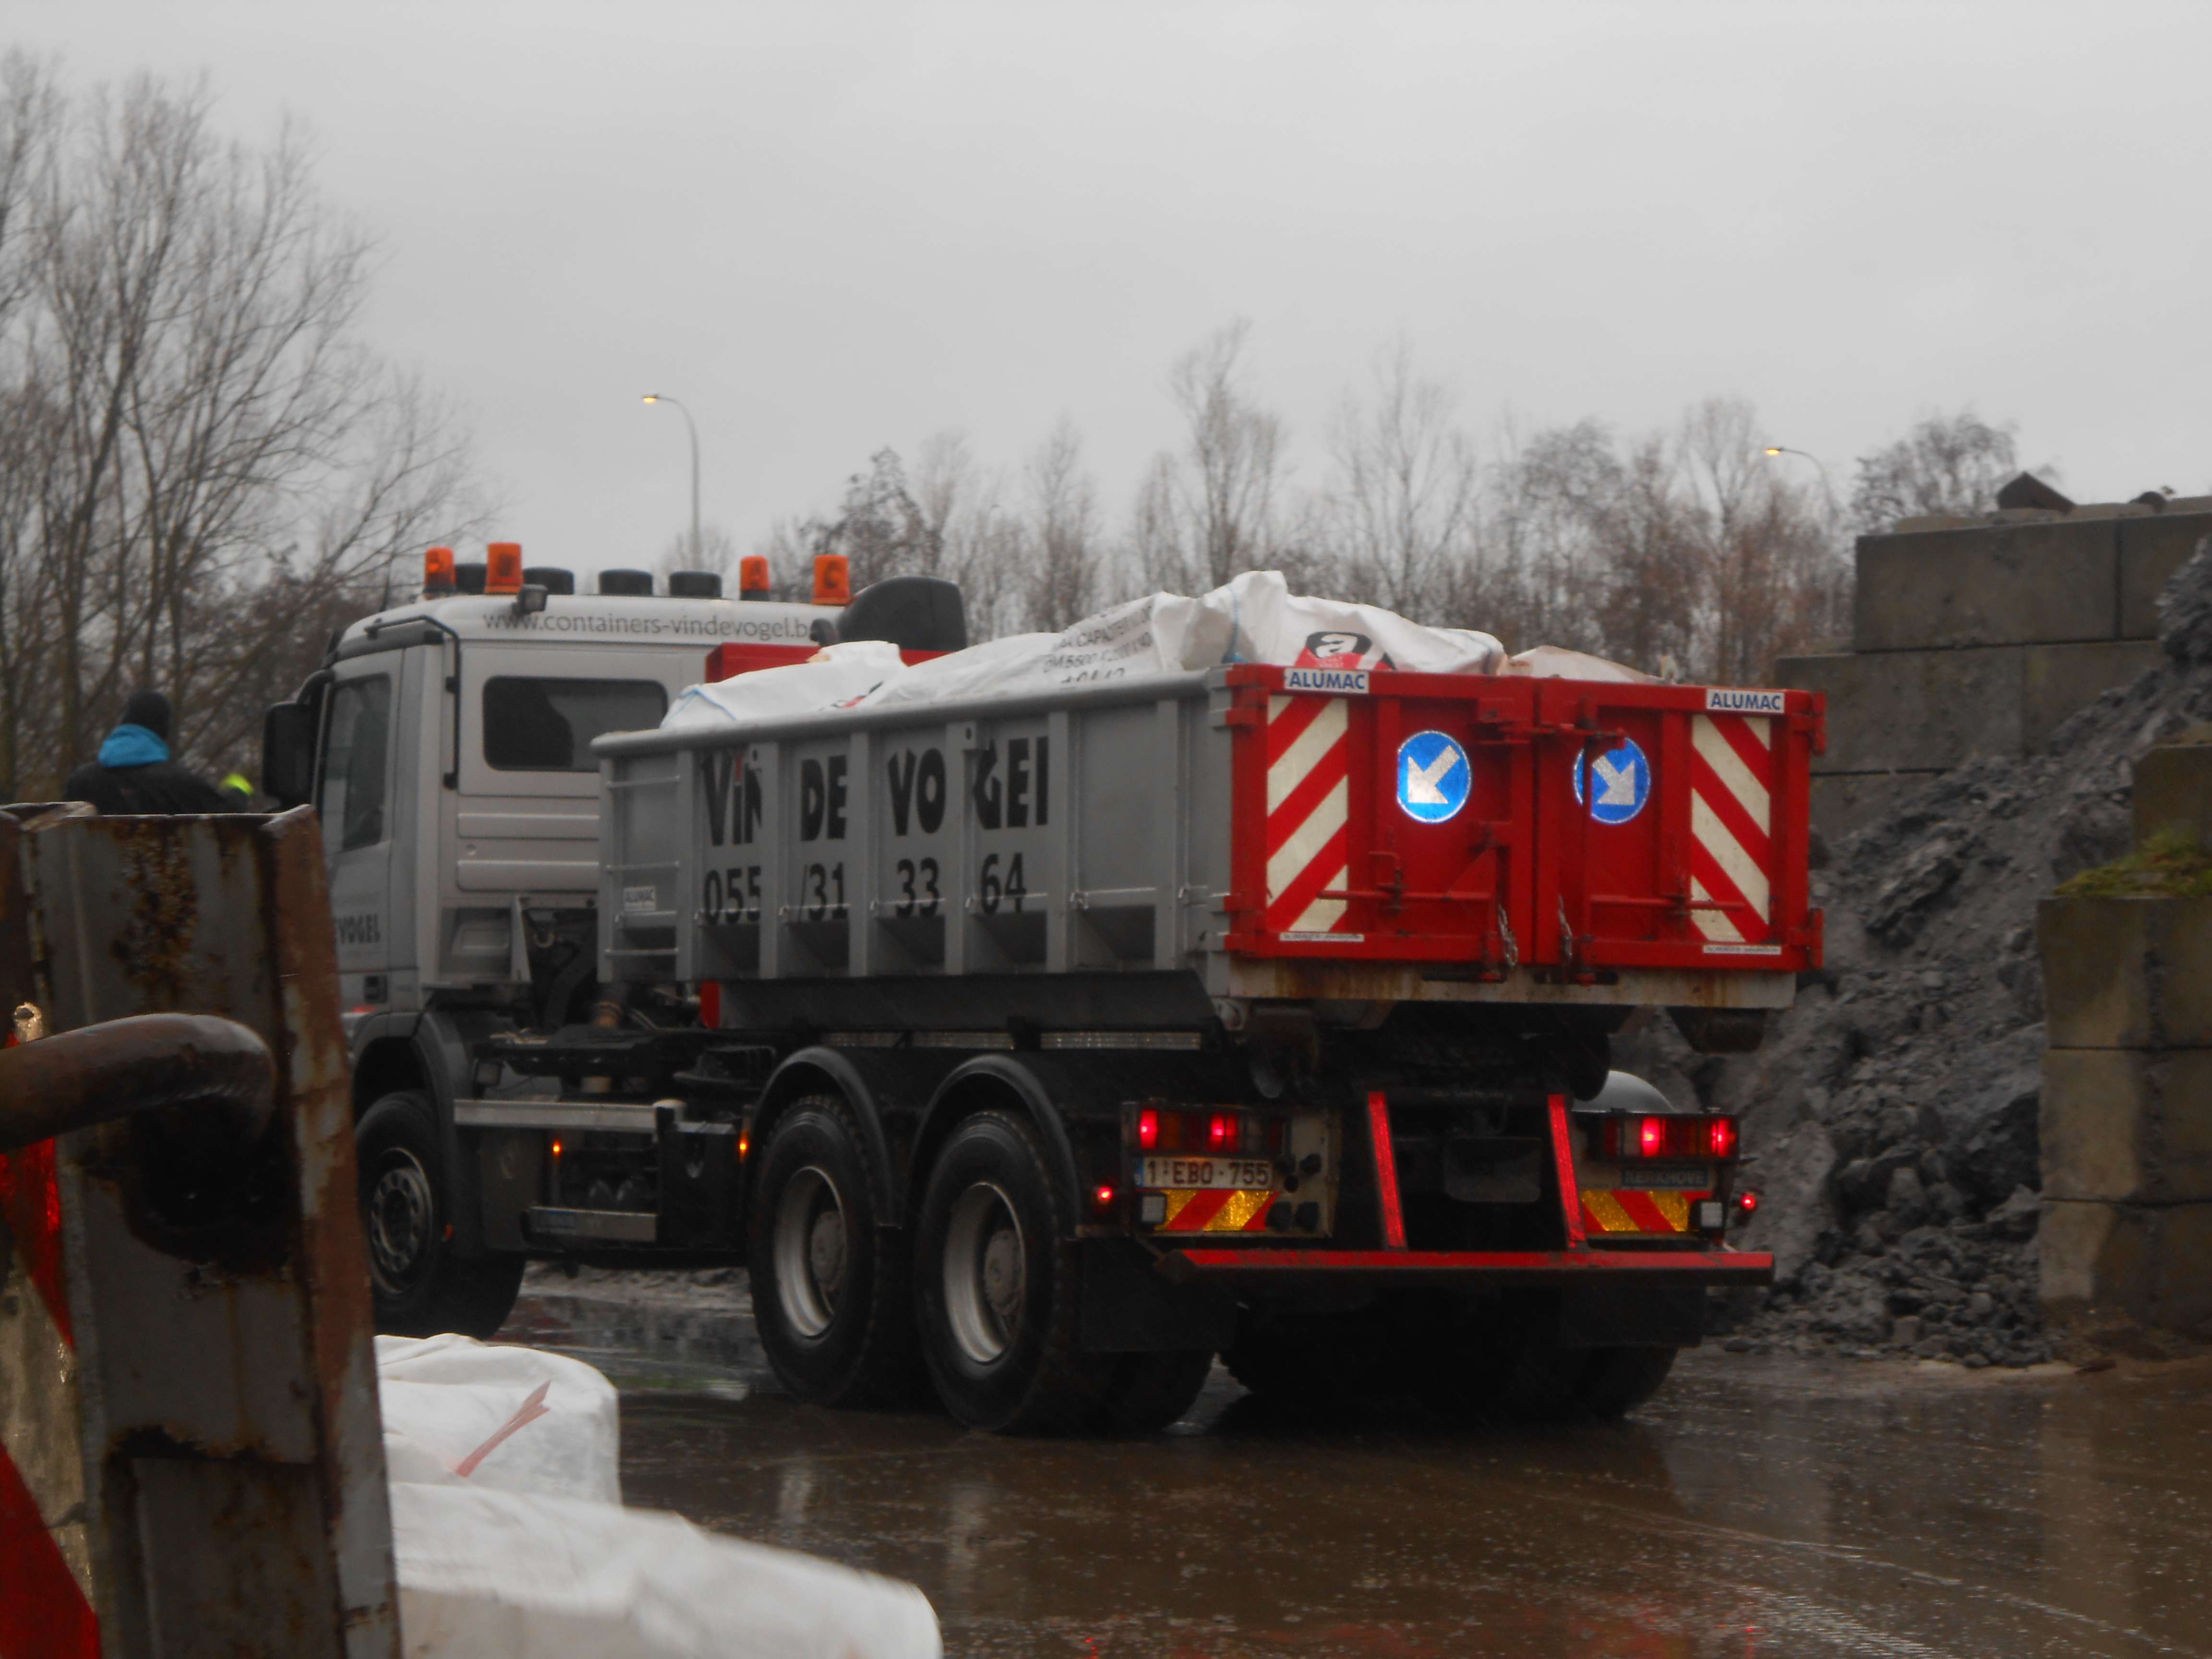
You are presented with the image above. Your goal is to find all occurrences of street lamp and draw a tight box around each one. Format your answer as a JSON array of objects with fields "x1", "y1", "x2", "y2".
[
  {"x1": 641, "y1": 393, "x2": 701, "y2": 566},
  {"x1": 1761, "y1": 445, "x2": 1837, "y2": 517}
]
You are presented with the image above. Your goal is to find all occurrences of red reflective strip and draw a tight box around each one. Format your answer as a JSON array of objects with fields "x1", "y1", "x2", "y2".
[
  {"x1": 1241, "y1": 1193, "x2": 1278, "y2": 1232},
  {"x1": 0, "y1": 1141, "x2": 71, "y2": 1348},
  {"x1": 1262, "y1": 692, "x2": 1330, "y2": 764},
  {"x1": 1262, "y1": 821, "x2": 1350, "y2": 931},
  {"x1": 1613, "y1": 1190, "x2": 1676, "y2": 1233},
  {"x1": 1548, "y1": 1094, "x2": 1585, "y2": 1248},
  {"x1": 0, "y1": 1444, "x2": 99, "y2": 1659},
  {"x1": 1709, "y1": 710, "x2": 1778, "y2": 784},
  {"x1": 1160, "y1": 1189, "x2": 1232, "y2": 1232},
  {"x1": 1689, "y1": 746, "x2": 1773, "y2": 865},
  {"x1": 1262, "y1": 737, "x2": 1349, "y2": 855},
  {"x1": 1367, "y1": 1092, "x2": 1406, "y2": 1250},
  {"x1": 1170, "y1": 1247, "x2": 1775, "y2": 1274}
]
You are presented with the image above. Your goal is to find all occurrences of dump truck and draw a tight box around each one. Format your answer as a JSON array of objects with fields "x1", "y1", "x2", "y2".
[{"x1": 264, "y1": 543, "x2": 1813, "y2": 1432}]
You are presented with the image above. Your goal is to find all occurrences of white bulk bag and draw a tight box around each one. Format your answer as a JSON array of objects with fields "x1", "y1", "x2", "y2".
[
  {"x1": 859, "y1": 587, "x2": 1236, "y2": 708},
  {"x1": 1212, "y1": 570, "x2": 1505, "y2": 675},
  {"x1": 375, "y1": 1334, "x2": 622, "y2": 1504},
  {"x1": 663, "y1": 641, "x2": 905, "y2": 731},
  {"x1": 391, "y1": 1482, "x2": 943, "y2": 1659},
  {"x1": 1504, "y1": 645, "x2": 1658, "y2": 683}
]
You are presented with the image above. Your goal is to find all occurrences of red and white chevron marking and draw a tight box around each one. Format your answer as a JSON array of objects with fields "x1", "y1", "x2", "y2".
[
  {"x1": 1263, "y1": 695, "x2": 1352, "y2": 937},
  {"x1": 1687, "y1": 712, "x2": 1775, "y2": 944},
  {"x1": 0, "y1": 1138, "x2": 101, "y2": 1659}
]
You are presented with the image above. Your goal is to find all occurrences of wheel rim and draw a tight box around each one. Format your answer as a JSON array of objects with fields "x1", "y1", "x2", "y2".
[
  {"x1": 366, "y1": 1148, "x2": 435, "y2": 1296},
  {"x1": 773, "y1": 1165, "x2": 848, "y2": 1340},
  {"x1": 943, "y1": 1181, "x2": 1024, "y2": 1367}
]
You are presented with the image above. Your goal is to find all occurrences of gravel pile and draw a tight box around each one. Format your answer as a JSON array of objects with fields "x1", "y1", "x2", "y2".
[{"x1": 1616, "y1": 534, "x2": 2212, "y2": 1367}]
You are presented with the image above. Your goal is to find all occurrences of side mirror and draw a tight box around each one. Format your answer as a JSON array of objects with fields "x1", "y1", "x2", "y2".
[{"x1": 261, "y1": 703, "x2": 317, "y2": 809}]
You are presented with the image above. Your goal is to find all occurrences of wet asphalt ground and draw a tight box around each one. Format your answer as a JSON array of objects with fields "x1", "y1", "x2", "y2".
[{"x1": 499, "y1": 1274, "x2": 2212, "y2": 1659}]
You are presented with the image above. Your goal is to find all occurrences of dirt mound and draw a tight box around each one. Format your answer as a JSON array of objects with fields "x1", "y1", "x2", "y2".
[{"x1": 1614, "y1": 535, "x2": 2212, "y2": 1367}]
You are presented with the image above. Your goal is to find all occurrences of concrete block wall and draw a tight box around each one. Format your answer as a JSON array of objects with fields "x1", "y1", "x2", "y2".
[
  {"x1": 2035, "y1": 744, "x2": 2212, "y2": 1336},
  {"x1": 1777, "y1": 502, "x2": 2212, "y2": 841}
]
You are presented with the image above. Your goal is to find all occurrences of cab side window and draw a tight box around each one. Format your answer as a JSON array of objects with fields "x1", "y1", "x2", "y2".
[
  {"x1": 482, "y1": 677, "x2": 667, "y2": 771},
  {"x1": 319, "y1": 674, "x2": 392, "y2": 851}
]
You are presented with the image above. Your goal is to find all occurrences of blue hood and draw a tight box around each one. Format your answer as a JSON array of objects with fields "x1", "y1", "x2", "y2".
[{"x1": 97, "y1": 725, "x2": 170, "y2": 769}]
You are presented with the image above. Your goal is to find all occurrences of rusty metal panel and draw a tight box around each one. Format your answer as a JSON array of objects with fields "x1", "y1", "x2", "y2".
[{"x1": 7, "y1": 808, "x2": 399, "y2": 1659}]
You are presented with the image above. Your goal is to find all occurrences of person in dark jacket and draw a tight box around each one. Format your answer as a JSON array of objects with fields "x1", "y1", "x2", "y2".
[{"x1": 62, "y1": 690, "x2": 235, "y2": 814}]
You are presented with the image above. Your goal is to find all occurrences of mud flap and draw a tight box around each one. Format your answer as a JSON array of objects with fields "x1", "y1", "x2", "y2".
[{"x1": 1079, "y1": 1238, "x2": 1237, "y2": 1353}]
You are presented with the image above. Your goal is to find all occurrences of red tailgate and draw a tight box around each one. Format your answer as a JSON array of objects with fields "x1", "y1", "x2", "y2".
[
  {"x1": 1223, "y1": 666, "x2": 1821, "y2": 975},
  {"x1": 1222, "y1": 666, "x2": 1537, "y2": 971},
  {"x1": 1533, "y1": 680, "x2": 1822, "y2": 974}
]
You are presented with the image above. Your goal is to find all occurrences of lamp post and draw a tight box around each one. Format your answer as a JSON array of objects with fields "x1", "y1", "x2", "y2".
[
  {"x1": 1761, "y1": 445, "x2": 1838, "y2": 520},
  {"x1": 642, "y1": 393, "x2": 701, "y2": 566}
]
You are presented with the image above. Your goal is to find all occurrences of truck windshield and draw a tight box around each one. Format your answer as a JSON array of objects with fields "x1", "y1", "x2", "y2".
[{"x1": 482, "y1": 677, "x2": 667, "y2": 771}]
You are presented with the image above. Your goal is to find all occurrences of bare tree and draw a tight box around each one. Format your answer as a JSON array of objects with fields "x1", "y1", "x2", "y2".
[
  {"x1": 1138, "y1": 320, "x2": 1287, "y2": 592},
  {"x1": 1313, "y1": 341, "x2": 1479, "y2": 620},
  {"x1": 0, "y1": 69, "x2": 482, "y2": 793},
  {"x1": 1849, "y1": 410, "x2": 2025, "y2": 534},
  {"x1": 1008, "y1": 417, "x2": 1102, "y2": 632},
  {"x1": 658, "y1": 522, "x2": 739, "y2": 577}
]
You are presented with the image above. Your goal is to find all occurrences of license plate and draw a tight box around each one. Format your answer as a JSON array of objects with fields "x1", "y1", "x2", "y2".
[
  {"x1": 1137, "y1": 1155, "x2": 1277, "y2": 1191},
  {"x1": 1631, "y1": 1164, "x2": 1710, "y2": 1190}
]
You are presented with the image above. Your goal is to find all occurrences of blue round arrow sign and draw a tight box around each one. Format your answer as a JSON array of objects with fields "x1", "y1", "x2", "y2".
[
  {"x1": 1397, "y1": 730, "x2": 1470, "y2": 824},
  {"x1": 1571, "y1": 736, "x2": 1652, "y2": 825}
]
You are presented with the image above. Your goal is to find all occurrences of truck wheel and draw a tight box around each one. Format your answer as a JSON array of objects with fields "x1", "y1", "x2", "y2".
[
  {"x1": 1098, "y1": 1350, "x2": 1215, "y2": 1434},
  {"x1": 1572, "y1": 1346, "x2": 1677, "y2": 1418},
  {"x1": 746, "y1": 1095, "x2": 914, "y2": 1407},
  {"x1": 914, "y1": 1110, "x2": 1107, "y2": 1434},
  {"x1": 357, "y1": 1091, "x2": 524, "y2": 1338}
]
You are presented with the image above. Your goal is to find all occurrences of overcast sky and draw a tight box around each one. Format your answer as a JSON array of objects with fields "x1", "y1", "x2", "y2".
[{"x1": 19, "y1": 1, "x2": 2212, "y2": 578}]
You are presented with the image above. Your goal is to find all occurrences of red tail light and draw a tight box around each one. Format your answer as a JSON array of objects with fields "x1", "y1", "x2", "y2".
[
  {"x1": 1602, "y1": 1113, "x2": 1742, "y2": 1160},
  {"x1": 1739, "y1": 1189, "x2": 1759, "y2": 1213},
  {"x1": 1093, "y1": 1184, "x2": 1117, "y2": 1214},
  {"x1": 1128, "y1": 1107, "x2": 1285, "y2": 1156}
]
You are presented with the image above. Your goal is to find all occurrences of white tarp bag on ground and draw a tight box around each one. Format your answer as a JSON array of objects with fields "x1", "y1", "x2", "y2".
[
  {"x1": 662, "y1": 640, "x2": 904, "y2": 731},
  {"x1": 391, "y1": 1483, "x2": 942, "y2": 1659},
  {"x1": 376, "y1": 1334, "x2": 622, "y2": 1503},
  {"x1": 379, "y1": 1336, "x2": 940, "y2": 1659}
]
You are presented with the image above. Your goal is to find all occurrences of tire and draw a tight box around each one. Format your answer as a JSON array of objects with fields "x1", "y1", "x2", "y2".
[
  {"x1": 746, "y1": 1095, "x2": 915, "y2": 1407},
  {"x1": 1572, "y1": 1346, "x2": 1677, "y2": 1419},
  {"x1": 913, "y1": 1110, "x2": 1107, "y2": 1434},
  {"x1": 1098, "y1": 1350, "x2": 1215, "y2": 1434},
  {"x1": 357, "y1": 1091, "x2": 524, "y2": 1338}
]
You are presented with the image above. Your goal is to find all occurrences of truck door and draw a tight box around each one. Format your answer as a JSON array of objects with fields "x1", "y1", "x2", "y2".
[{"x1": 319, "y1": 664, "x2": 397, "y2": 996}]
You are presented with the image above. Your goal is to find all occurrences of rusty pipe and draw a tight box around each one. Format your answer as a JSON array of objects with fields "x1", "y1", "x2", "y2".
[{"x1": 0, "y1": 1013, "x2": 276, "y2": 1155}]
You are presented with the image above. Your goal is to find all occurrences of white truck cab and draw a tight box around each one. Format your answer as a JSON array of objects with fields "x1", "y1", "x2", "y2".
[{"x1": 261, "y1": 547, "x2": 965, "y2": 1334}]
